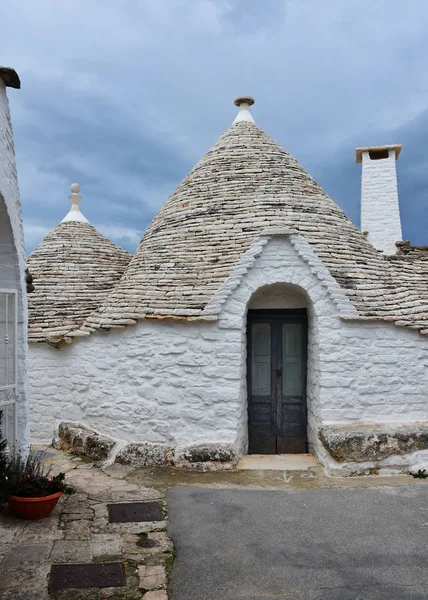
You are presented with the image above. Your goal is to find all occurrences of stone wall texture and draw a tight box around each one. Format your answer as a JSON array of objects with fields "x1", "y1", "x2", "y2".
[
  {"x1": 0, "y1": 79, "x2": 29, "y2": 452},
  {"x1": 29, "y1": 236, "x2": 428, "y2": 473},
  {"x1": 360, "y1": 149, "x2": 402, "y2": 254}
]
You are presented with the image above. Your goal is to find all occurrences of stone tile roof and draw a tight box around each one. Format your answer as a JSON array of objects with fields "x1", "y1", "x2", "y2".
[
  {"x1": 396, "y1": 241, "x2": 428, "y2": 257},
  {"x1": 28, "y1": 221, "x2": 131, "y2": 343},
  {"x1": 81, "y1": 121, "x2": 427, "y2": 336}
]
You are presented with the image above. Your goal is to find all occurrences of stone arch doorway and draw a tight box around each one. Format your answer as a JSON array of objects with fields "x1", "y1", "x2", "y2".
[{"x1": 246, "y1": 284, "x2": 309, "y2": 455}]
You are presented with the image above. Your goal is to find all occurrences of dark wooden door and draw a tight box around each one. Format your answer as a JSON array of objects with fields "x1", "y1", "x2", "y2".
[{"x1": 247, "y1": 309, "x2": 308, "y2": 454}]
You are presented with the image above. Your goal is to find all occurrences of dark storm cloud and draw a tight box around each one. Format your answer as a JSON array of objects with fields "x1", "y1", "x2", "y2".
[{"x1": 2, "y1": 0, "x2": 427, "y2": 252}]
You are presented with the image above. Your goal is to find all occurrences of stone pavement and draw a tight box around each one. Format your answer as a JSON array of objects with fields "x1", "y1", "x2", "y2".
[
  {"x1": 2, "y1": 450, "x2": 428, "y2": 600},
  {"x1": 0, "y1": 450, "x2": 172, "y2": 599}
]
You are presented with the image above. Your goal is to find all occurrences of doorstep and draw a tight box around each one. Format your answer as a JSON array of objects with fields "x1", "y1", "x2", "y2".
[{"x1": 236, "y1": 453, "x2": 318, "y2": 471}]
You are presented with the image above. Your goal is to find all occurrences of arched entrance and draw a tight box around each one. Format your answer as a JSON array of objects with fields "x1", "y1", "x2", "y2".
[{"x1": 246, "y1": 284, "x2": 309, "y2": 454}]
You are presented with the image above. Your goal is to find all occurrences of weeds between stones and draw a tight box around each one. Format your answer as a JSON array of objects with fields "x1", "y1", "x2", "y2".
[{"x1": 410, "y1": 469, "x2": 428, "y2": 479}]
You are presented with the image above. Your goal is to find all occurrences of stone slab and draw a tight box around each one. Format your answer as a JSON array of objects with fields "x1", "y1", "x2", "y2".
[
  {"x1": 50, "y1": 540, "x2": 93, "y2": 564},
  {"x1": 0, "y1": 589, "x2": 50, "y2": 599},
  {"x1": 47, "y1": 590, "x2": 101, "y2": 600},
  {"x1": 63, "y1": 519, "x2": 92, "y2": 540},
  {"x1": 49, "y1": 562, "x2": 126, "y2": 589},
  {"x1": 92, "y1": 533, "x2": 122, "y2": 557},
  {"x1": 142, "y1": 592, "x2": 168, "y2": 600},
  {"x1": 108, "y1": 502, "x2": 163, "y2": 523},
  {"x1": 139, "y1": 565, "x2": 166, "y2": 590},
  {"x1": 2, "y1": 544, "x2": 51, "y2": 567},
  {"x1": 0, "y1": 564, "x2": 51, "y2": 590},
  {"x1": 236, "y1": 453, "x2": 318, "y2": 470}
]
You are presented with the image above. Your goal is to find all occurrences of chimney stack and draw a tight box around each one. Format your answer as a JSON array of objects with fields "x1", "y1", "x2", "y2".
[{"x1": 356, "y1": 144, "x2": 402, "y2": 254}]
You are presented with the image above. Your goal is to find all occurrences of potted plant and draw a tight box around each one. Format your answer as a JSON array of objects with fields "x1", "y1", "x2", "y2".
[{"x1": 1, "y1": 436, "x2": 75, "y2": 519}]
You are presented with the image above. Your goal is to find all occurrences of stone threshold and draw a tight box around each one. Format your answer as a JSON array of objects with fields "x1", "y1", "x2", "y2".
[{"x1": 236, "y1": 453, "x2": 318, "y2": 471}]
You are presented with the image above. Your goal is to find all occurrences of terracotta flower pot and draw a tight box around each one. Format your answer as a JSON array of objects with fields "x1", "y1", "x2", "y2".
[{"x1": 8, "y1": 491, "x2": 63, "y2": 520}]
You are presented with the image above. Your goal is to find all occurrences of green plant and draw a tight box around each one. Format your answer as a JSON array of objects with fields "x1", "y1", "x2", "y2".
[
  {"x1": 6, "y1": 449, "x2": 75, "y2": 498},
  {"x1": 410, "y1": 469, "x2": 428, "y2": 479}
]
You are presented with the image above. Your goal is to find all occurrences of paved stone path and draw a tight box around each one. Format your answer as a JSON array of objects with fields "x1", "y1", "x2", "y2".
[
  {"x1": 3, "y1": 450, "x2": 428, "y2": 599},
  {"x1": 0, "y1": 451, "x2": 171, "y2": 599},
  {"x1": 167, "y1": 484, "x2": 428, "y2": 600}
]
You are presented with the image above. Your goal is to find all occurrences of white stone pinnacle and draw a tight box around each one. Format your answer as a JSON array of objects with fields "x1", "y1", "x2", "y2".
[
  {"x1": 61, "y1": 182, "x2": 89, "y2": 223},
  {"x1": 233, "y1": 96, "x2": 255, "y2": 124}
]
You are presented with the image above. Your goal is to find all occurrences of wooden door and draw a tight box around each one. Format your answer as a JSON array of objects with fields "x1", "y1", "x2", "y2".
[{"x1": 247, "y1": 309, "x2": 308, "y2": 454}]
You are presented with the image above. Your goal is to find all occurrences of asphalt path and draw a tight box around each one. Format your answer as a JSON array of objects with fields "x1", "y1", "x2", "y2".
[{"x1": 167, "y1": 485, "x2": 428, "y2": 600}]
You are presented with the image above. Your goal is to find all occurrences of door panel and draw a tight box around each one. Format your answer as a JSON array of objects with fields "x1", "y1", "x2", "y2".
[
  {"x1": 248, "y1": 310, "x2": 307, "y2": 455},
  {"x1": 251, "y1": 323, "x2": 271, "y2": 396},
  {"x1": 277, "y1": 321, "x2": 307, "y2": 452},
  {"x1": 280, "y1": 405, "x2": 305, "y2": 436},
  {"x1": 248, "y1": 321, "x2": 275, "y2": 454},
  {"x1": 282, "y1": 323, "x2": 303, "y2": 396}
]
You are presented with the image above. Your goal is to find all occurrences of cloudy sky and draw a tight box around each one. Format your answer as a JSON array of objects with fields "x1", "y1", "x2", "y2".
[{"x1": 3, "y1": 0, "x2": 428, "y2": 253}]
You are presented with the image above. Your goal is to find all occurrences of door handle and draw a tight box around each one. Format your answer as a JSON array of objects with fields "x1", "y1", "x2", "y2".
[{"x1": 276, "y1": 369, "x2": 281, "y2": 379}]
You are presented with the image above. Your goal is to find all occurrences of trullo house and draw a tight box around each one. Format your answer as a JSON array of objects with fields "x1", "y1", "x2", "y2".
[{"x1": 28, "y1": 98, "x2": 428, "y2": 476}]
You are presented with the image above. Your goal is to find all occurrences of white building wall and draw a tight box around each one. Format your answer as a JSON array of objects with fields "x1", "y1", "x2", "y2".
[
  {"x1": 318, "y1": 321, "x2": 428, "y2": 424},
  {"x1": 0, "y1": 78, "x2": 28, "y2": 452},
  {"x1": 360, "y1": 149, "x2": 402, "y2": 254},
  {"x1": 29, "y1": 236, "x2": 427, "y2": 466},
  {"x1": 29, "y1": 321, "x2": 243, "y2": 446}
]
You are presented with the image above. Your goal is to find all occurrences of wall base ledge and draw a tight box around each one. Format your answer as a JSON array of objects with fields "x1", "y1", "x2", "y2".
[
  {"x1": 57, "y1": 421, "x2": 116, "y2": 461},
  {"x1": 319, "y1": 421, "x2": 428, "y2": 464},
  {"x1": 57, "y1": 423, "x2": 238, "y2": 471}
]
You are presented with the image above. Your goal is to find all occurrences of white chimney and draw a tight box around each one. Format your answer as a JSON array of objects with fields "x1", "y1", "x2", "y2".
[{"x1": 356, "y1": 144, "x2": 402, "y2": 254}]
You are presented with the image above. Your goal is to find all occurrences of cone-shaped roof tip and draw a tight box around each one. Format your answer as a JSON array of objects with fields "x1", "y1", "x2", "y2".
[{"x1": 233, "y1": 96, "x2": 255, "y2": 124}]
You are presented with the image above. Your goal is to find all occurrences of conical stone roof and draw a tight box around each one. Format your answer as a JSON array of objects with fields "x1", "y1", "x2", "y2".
[
  {"x1": 81, "y1": 108, "x2": 427, "y2": 335},
  {"x1": 28, "y1": 186, "x2": 131, "y2": 343}
]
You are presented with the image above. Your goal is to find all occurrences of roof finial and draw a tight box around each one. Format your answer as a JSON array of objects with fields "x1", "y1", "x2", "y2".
[
  {"x1": 233, "y1": 96, "x2": 255, "y2": 124},
  {"x1": 61, "y1": 183, "x2": 89, "y2": 224},
  {"x1": 69, "y1": 183, "x2": 82, "y2": 210}
]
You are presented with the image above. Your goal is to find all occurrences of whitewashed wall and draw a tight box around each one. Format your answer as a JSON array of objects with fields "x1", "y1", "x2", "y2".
[
  {"x1": 29, "y1": 321, "x2": 243, "y2": 446},
  {"x1": 29, "y1": 236, "x2": 427, "y2": 467},
  {"x1": 0, "y1": 79, "x2": 28, "y2": 452}
]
